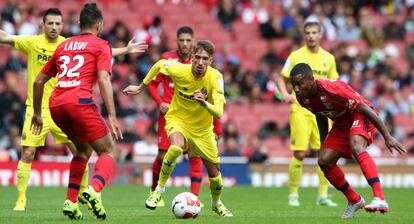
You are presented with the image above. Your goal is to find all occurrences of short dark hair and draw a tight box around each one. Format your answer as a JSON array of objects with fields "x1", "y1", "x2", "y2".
[
  {"x1": 43, "y1": 8, "x2": 63, "y2": 23},
  {"x1": 290, "y1": 63, "x2": 313, "y2": 79},
  {"x1": 80, "y1": 3, "x2": 103, "y2": 29},
  {"x1": 177, "y1": 26, "x2": 194, "y2": 38},
  {"x1": 194, "y1": 40, "x2": 214, "y2": 56},
  {"x1": 304, "y1": 21, "x2": 321, "y2": 32}
]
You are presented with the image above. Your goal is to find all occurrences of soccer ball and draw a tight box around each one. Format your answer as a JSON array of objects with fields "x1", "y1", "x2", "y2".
[{"x1": 171, "y1": 192, "x2": 201, "y2": 219}]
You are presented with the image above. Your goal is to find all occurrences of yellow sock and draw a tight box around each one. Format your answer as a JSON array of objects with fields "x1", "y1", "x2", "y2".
[
  {"x1": 288, "y1": 157, "x2": 303, "y2": 196},
  {"x1": 16, "y1": 161, "x2": 32, "y2": 202},
  {"x1": 317, "y1": 165, "x2": 328, "y2": 197},
  {"x1": 209, "y1": 173, "x2": 223, "y2": 204},
  {"x1": 158, "y1": 145, "x2": 182, "y2": 187},
  {"x1": 79, "y1": 163, "x2": 89, "y2": 194}
]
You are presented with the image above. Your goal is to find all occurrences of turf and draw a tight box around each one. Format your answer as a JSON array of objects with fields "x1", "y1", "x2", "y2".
[{"x1": 0, "y1": 186, "x2": 412, "y2": 224}]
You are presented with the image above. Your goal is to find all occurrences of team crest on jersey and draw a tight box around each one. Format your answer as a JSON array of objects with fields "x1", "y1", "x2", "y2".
[{"x1": 200, "y1": 87, "x2": 207, "y2": 96}]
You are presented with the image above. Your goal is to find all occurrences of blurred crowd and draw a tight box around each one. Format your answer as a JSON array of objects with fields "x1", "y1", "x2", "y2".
[{"x1": 1, "y1": 0, "x2": 414, "y2": 162}]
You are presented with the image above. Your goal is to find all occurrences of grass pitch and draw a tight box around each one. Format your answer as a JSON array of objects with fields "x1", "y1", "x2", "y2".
[{"x1": 0, "y1": 186, "x2": 412, "y2": 224}]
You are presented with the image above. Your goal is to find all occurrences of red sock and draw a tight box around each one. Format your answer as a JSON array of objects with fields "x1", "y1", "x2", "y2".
[
  {"x1": 91, "y1": 154, "x2": 115, "y2": 192},
  {"x1": 151, "y1": 157, "x2": 162, "y2": 191},
  {"x1": 189, "y1": 157, "x2": 203, "y2": 196},
  {"x1": 67, "y1": 156, "x2": 87, "y2": 203},
  {"x1": 356, "y1": 151, "x2": 384, "y2": 199},
  {"x1": 322, "y1": 165, "x2": 360, "y2": 203}
]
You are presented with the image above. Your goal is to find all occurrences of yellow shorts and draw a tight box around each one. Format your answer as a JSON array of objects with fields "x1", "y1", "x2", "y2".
[
  {"x1": 165, "y1": 120, "x2": 220, "y2": 164},
  {"x1": 289, "y1": 110, "x2": 320, "y2": 151},
  {"x1": 21, "y1": 106, "x2": 72, "y2": 147}
]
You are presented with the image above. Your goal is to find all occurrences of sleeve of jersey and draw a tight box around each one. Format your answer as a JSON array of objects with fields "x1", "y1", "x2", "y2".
[
  {"x1": 205, "y1": 74, "x2": 226, "y2": 118},
  {"x1": 213, "y1": 118, "x2": 223, "y2": 136},
  {"x1": 280, "y1": 54, "x2": 294, "y2": 78},
  {"x1": 13, "y1": 36, "x2": 32, "y2": 53},
  {"x1": 41, "y1": 50, "x2": 58, "y2": 77},
  {"x1": 97, "y1": 42, "x2": 112, "y2": 73},
  {"x1": 143, "y1": 59, "x2": 181, "y2": 85},
  {"x1": 328, "y1": 55, "x2": 339, "y2": 80},
  {"x1": 147, "y1": 75, "x2": 163, "y2": 106}
]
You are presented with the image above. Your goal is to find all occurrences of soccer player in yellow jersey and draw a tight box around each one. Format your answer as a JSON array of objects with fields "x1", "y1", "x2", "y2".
[
  {"x1": 123, "y1": 40, "x2": 233, "y2": 217},
  {"x1": 277, "y1": 20, "x2": 339, "y2": 207},
  {"x1": 0, "y1": 8, "x2": 147, "y2": 211}
]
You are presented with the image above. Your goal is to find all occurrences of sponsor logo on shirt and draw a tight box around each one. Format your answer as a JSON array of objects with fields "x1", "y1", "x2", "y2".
[{"x1": 319, "y1": 110, "x2": 346, "y2": 118}]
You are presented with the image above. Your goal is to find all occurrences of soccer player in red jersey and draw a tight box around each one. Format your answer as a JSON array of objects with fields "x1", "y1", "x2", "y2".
[
  {"x1": 30, "y1": 3, "x2": 135, "y2": 220},
  {"x1": 289, "y1": 63, "x2": 406, "y2": 219},
  {"x1": 147, "y1": 26, "x2": 222, "y2": 207}
]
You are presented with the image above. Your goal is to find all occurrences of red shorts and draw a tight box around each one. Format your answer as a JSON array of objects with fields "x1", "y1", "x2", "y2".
[
  {"x1": 157, "y1": 114, "x2": 170, "y2": 150},
  {"x1": 50, "y1": 102, "x2": 109, "y2": 143},
  {"x1": 322, "y1": 113, "x2": 377, "y2": 159}
]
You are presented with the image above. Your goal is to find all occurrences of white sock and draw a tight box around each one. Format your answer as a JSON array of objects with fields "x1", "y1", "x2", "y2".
[{"x1": 155, "y1": 185, "x2": 165, "y2": 193}]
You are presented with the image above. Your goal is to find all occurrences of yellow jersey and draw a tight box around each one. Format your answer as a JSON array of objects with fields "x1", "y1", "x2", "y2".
[
  {"x1": 144, "y1": 60, "x2": 226, "y2": 136},
  {"x1": 281, "y1": 46, "x2": 338, "y2": 114},
  {"x1": 14, "y1": 34, "x2": 65, "y2": 108}
]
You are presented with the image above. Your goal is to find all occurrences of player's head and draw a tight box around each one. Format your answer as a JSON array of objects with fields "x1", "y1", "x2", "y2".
[
  {"x1": 303, "y1": 21, "x2": 321, "y2": 50},
  {"x1": 42, "y1": 8, "x2": 63, "y2": 41},
  {"x1": 289, "y1": 63, "x2": 316, "y2": 98},
  {"x1": 79, "y1": 3, "x2": 104, "y2": 36},
  {"x1": 191, "y1": 40, "x2": 214, "y2": 77},
  {"x1": 176, "y1": 26, "x2": 194, "y2": 56}
]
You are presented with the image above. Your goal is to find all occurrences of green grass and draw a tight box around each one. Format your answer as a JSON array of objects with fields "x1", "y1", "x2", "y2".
[{"x1": 0, "y1": 186, "x2": 412, "y2": 224}]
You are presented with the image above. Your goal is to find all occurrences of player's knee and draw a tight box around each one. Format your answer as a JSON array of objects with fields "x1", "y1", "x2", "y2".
[
  {"x1": 169, "y1": 145, "x2": 183, "y2": 155},
  {"x1": 293, "y1": 151, "x2": 306, "y2": 161},
  {"x1": 318, "y1": 157, "x2": 333, "y2": 170},
  {"x1": 21, "y1": 147, "x2": 36, "y2": 162}
]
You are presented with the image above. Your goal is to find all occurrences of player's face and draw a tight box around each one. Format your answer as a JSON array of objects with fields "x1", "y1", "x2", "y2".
[
  {"x1": 177, "y1": 33, "x2": 194, "y2": 56},
  {"x1": 290, "y1": 74, "x2": 314, "y2": 98},
  {"x1": 304, "y1": 25, "x2": 321, "y2": 49},
  {"x1": 191, "y1": 49, "x2": 212, "y2": 77},
  {"x1": 43, "y1": 15, "x2": 63, "y2": 41}
]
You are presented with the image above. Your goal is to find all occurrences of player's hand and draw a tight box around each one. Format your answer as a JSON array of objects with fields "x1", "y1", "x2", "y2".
[
  {"x1": 283, "y1": 94, "x2": 294, "y2": 103},
  {"x1": 123, "y1": 84, "x2": 145, "y2": 95},
  {"x1": 193, "y1": 90, "x2": 206, "y2": 106},
  {"x1": 30, "y1": 114, "x2": 43, "y2": 136},
  {"x1": 384, "y1": 135, "x2": 406, "y2": 155},
  {"x1": 108, "y1": 116, "x2": 123, "y2": 140},
  {"x1": 159, "y1": 102, "x2": 170, "y2": 114},
  {"x1": 127, "y1": 37, "x2": 149, "y2": 54}
]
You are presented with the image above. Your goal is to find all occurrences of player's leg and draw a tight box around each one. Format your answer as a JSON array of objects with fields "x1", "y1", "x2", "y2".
[
  {"x1": 350, "y1": 130, "x2": 388, "y2": 213},
  {"x1": 288, "y1": 111, "x2": 310, "y2": 206},
  {"x1": 319, "y1": 126, "x2": 364, "y2": 218},
  {"x1": 147, "y1": 131, "x2": 186, "y2": 209},
  {"x1": 191, "y1": 132, "x2": 232, "y2": 217},
  {"x1": 188, "y1": 151, "x2": 203, "y2": 196},
  {"x1": 49, "y1": 116, "x2": 91, "y2": 209},
  {"x1": 149, "y1": 115, "x2": 168, "y2": 207},
  {"x1": 82, "y1": 133, "x2": 116, "y2": 220},
  {"x1": 309, "y1": 117, "x2": 337, "y2": 207},
  {"x1": 63, "y1": 138, "x2": 92, "y2": 220},
  {"x1": 203, "y1": 159, "x2": 232, "y2": 217},
  {"x1": 14, "y1": 107, "x2": 48, "y2": 211}
]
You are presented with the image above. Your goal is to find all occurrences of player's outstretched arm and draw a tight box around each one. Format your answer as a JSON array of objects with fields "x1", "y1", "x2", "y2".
[
  {"x1": 111, "y1": 37, "x2": 148, "y2": 57},
  {"x1": 98, "y1": 70, "x2": 123, "y2": 140},
  {"x1": 31, "y1": 73, "x2": 52, "y2": 135},
  {"x1": 123, "y1": 60, "x2": 167, "y2": 95},
  {"x1": 357, "y1": 102, "x2": 406, "y2": 154},
  {"x1": 0, "y1": 29, "x2": 16, "y2": 46},
  {"x1": 315, "y1": 114, "x2": 329, "y2": 144}
]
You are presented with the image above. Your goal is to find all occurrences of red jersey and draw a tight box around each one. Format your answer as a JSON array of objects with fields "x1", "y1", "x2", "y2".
[
  {"x1": 297, "y1": 79, "x2": 373, "y2": 127},
  {"x1": 41, "y1": 33, "x2": 112, "y2": 108},
  {"x1": 148, "y1": 50, "x2": 190, "y2": 105}
]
